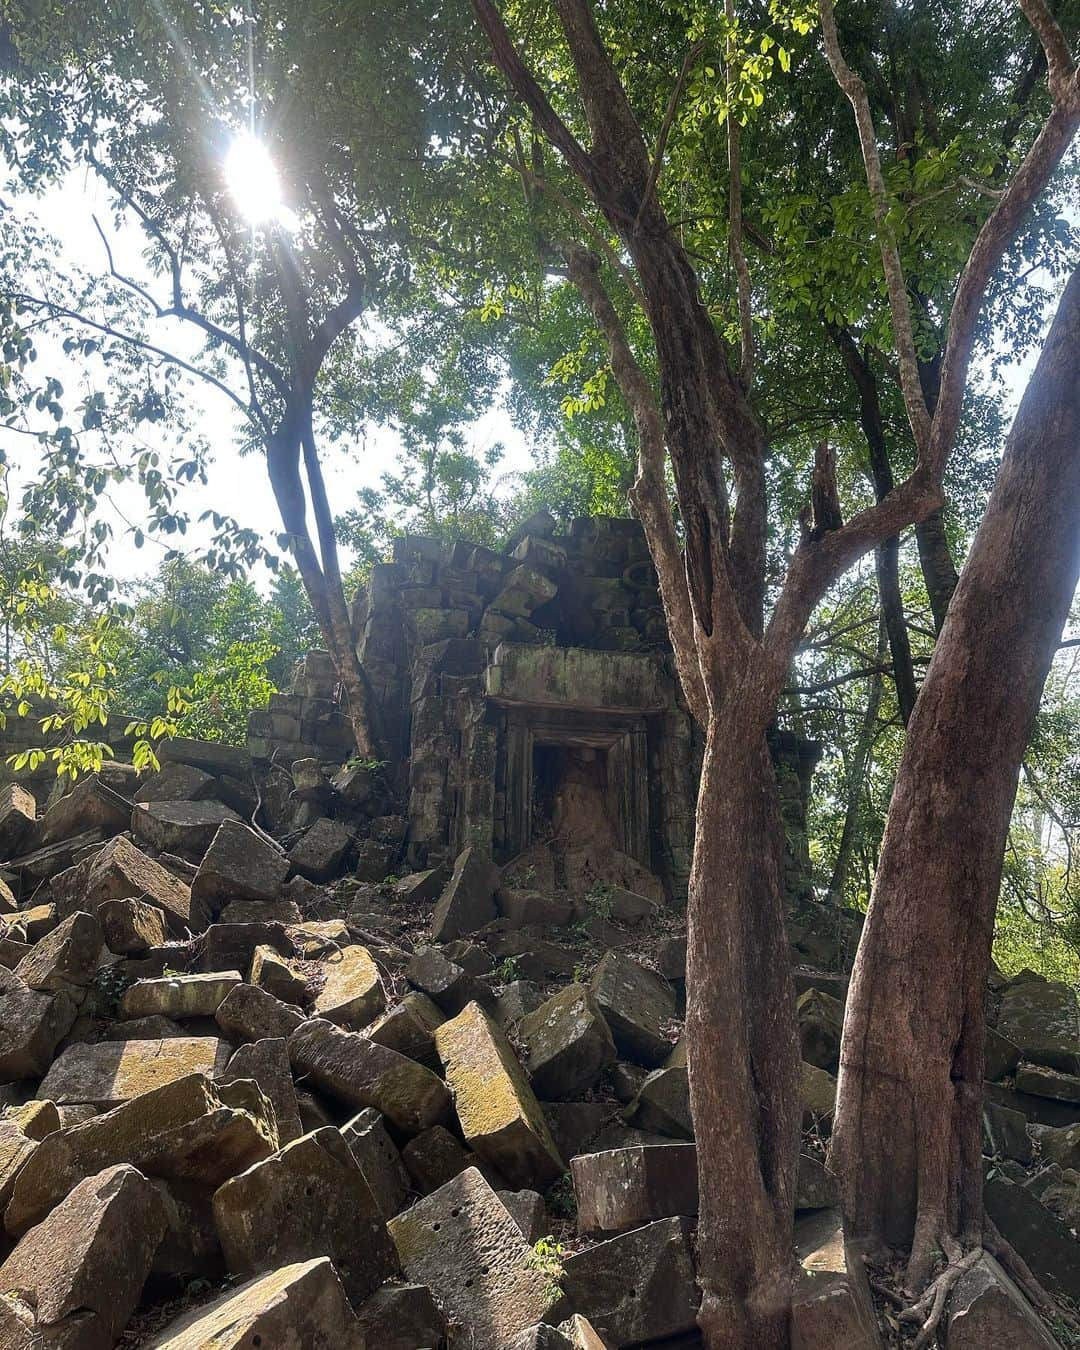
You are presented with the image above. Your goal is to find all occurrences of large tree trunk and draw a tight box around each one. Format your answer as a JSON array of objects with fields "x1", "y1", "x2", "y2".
[
  {"x1": 688, "y1": 718, "x2": 800, "y2": 1348},
  {"x1": 829, "y1": 268, "x2": 1080, "y2": 1287}
]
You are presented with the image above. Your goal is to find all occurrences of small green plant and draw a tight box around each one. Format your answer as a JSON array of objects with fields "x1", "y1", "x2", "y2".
[
  {"x1": 545, "y1": 1173, "x2": 578, "y2": 1221},
  {"x1": 526, "y1": 1235, "x2": 566, "y2": 1284},
  {"x1": 494, "y1": 956, "x2": 522, "y2": 984}
]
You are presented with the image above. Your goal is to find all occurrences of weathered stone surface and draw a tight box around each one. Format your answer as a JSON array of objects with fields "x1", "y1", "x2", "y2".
[
  {"x1": 986, "y1": 1025, "x2": 1023, "y2": 1082},
  {"x1": 355, "y1": 1282, "x2": 447, "y2": 1350},
  {"x1": 790, "y1": 1209, "x2": 882, "y2": 1350},
  {"x1": 101, "y1": 1014, "x2": 186, "y2": 1041},
  {"x1": 121, "y1": 971, "x2": 243, "y2": 1020},
  {"x1": 520, "y1": 984, "x2": 617, "y2": 1100},
  {"x1": 984, "y1": 1176, "x2": 1080, "y2": 1303},
  {"x1": 997, "y1": 979, "x2": 1080, "y2": 1075},
  {"x1": 1040, "y1": 1119, "x2": 1080, "y2": 1169},
  {"x1": 132, "y1": 800, "x2": 241, "y2": 861},
  {"x1": 99, "y1": 897, "x2": 169, "y2": 954},
  {"x1": 288, "y1": 816, "x2": 353, "y2": 881},
  {"x1": 7, "y1": 1072, "x2": 278, "y2": 1236},
  {"x1": 500, "y1": 1187, "x2": 547, "y2": 1243},
  {"x1": 495, "y1": 979, "x2": 545, "y2": 1027},
  {"x1": 947, "y1": 1251, "x2": 1058, "y2": 1349},
  {"x1": 213, "y1": 1125, "x2": 398, "y2": 1306},
  {"x1": 389, "y1": 1167, "x2": 565, "y2": 1349},
  {"x1": 797, "y1": 987, "x2": 844, "y2": 1073},
  {"x1": 249, "y1": 943, "x2": 309, "y2": 1004},
  {"x1": 407, "y1": 944, "x2": 493, "y2": 1013},
  {"x1": 983, "y1": 1102, "x2": 1033, "y2": 1164},
  {"x1": 436, "y1": 1000, "x2": 565, "y2": 1189},
  {"x1": 589, "y1": 951, "x2": 675, "y2": 1066},
  {"x1": 572, "y1": 1143, "x2": 698, "y2": 1236},
  {"x1": 1015, "y1": 1062, "x2": 1080, "y2": 1103},
  {"x1": 498, "y1": 888, "x2": 575, "y2": 929},
  {"x1": 628, "y1": 1065, "x2": 692, "y2": 1139},
  {"x1": 197, "y1": 920, "x2": 292, "y2": 975},
  {"x1": 37, "y1": 1036, "x2": 229, "y2": 1108},
  {"x1": 0, "y1": 1164, "x2": 167, "y2": 1347},
  {"x1": 401, "y1": 1122, "x2": 496, "y2": 1194},
  {"x1": 85, "y1": 835, "x2": 198, "y2": 934},
  {"x1": 431, "y1": 845, "x2": 500, "y2": 942},
  {"x1": 312, "y1": 944, "x2": 385, "y2": 1026},
  {"x1": 190, "y1": 819, "x2": 289, "y2": 912},
  {"x1": 0, "y1": 784, "x2": 36, "y2": 856},
  {"x1": 394, "y1": 865, "x2": 448, "y2": 904},
  {"x1": 145, "y1": 1258, "x2": 359, "y2": 1349},
  {"x1": 288, "y1": 1016, "x2": 451, "y2": 1133},
  {"x1": 797, "y1": 1151, "x2": 841, "y2": 1211},
  {"x1": 508, "y1": 1326, "x2": 575, "y2": 1350},
  {"x1": 215, "y1": 981, "x2": 304, "y2": 1043},
  {"x1": 0, "y1": 967, "x2": 76, "y2": 1079},
  {"x1": 340, "y1": 1107, "x2": 410, "y2": 1218},
  {"x1": 367, "y1": 989, "x2": 444, "y2": 1064},
  {"x1": 159, "y1": 736, "x2": 252, "y2": 779},
  {"x1": 801, "y1": 1061, "x2": 837, "y2": 1130},
  {"x1": 36, "y1": 777, "x2": 128, "y2": 849},
  {"x1": 0, "y1": 1123, "x2": 37, "y2": 1213},
  {"x1": 222, "y1": 1037, "x2": 302, "y2": 1144},
  {"x1": 134, "y1": 762, "x2": 215, "y2": 804},
  {"x1": 561, "y1": 1216, "x2": 699, "y2": 1346},
  {"x1": 14, "y1": 910, "x2": 102, "y2": 993}
]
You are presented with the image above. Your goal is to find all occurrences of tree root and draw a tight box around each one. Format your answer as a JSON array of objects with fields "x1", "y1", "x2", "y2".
[{"x1": 899, "y1": 1246, "x2": 982, "y2": 1349}]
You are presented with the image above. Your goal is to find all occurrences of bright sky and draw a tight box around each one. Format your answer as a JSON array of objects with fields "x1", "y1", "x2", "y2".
[{"x1": 2, "y1": 157, "x2": 534, "y2": 587}]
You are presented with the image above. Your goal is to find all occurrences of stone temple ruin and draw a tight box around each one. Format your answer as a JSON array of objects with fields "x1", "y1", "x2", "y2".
[{"x1": 0, "y1": 515, "x2": 1076, "y2": 1348}]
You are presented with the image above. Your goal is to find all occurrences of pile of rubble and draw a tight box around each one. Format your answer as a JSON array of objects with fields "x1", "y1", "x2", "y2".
[{"x1": 0, "y1": 727, "x2": 1078, "y2": 1348}]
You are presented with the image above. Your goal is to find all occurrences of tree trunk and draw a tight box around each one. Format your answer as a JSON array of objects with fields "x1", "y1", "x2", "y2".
[
  {"x1": 914, "y1": 507, "x2": 959, "y2": 632},
  {"x1": 829, "y1": 268, "x2": 1080, "y2": 1287},
  {"x1": 827, "y1": 621, "x2": 886, "y2": 905},
  {"x1": 688, "y1": 717, "x2": 800, "y2": 1348}
]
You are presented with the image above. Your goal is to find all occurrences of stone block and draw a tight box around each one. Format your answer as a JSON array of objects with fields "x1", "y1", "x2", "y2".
[
  {"x1": 519, "y1": 984, "x2": 617, "y2": 1099},
  {"x1": 435, "y1": 1000, "x2": 565, "y2": 1189},
  {"x1": 589, "y1": 951, "x2": 676, "y2": 1066},
  {"x1": 135, "y1": 762, "x2": 216, "y2": 804},
  {"x1": 250, "y1": 943, "x2": 309, "y2": 1003},
  {"x1": 367, "y1": 989, "x2": 445, "y2": 1065},
  {"x1": 340, "y1": 1107, "x2": 410, "y2": 1218},
  {"x1": 389, "y1": 1167, "x2": 565, "y2": 1349},
  {"x1": 801, "y1": 1061, "x2": 837, "y2": 1131},
  {"x1": 498, "y1": 888, "x2": 575, "y2": 929},
  {"x1": 213, "y1": 1125, "x2": 398, "y2": 1307},
  {"x1": 797, "y1": 1151, "x2": 840, "y2": 1211},
  {"x1": 85, "y1": 835, "x2": 198, "y2": 934},
  {"x1": 1015, "y1": 1062, "x2": 1080, "y2": 1102},
  {"x1": 0, "y1": 967, "x2": 76, "y2": 1080},
  {"x1": 132, "y1": 800, "x2": 241, "y2": 860},
  {"x1": 571, "y1": 1143, "x2": 698, "y2": 1235},
  {"x1": 0, "y1": 785, "x2": 36, "y2": 856},
  {"x1": 0, "y1": 1164, "x2": 167, "y2": 1347},
  {"x1": 36, "y1": 1036, "x2": 229, "y2": 1108},
  {"x1": 159, "y1": 737, "x2": 252, "y2": 779},
  {"x1": 312, "y1": 944, "x2": 385, "y2": 1026},
  {"x1": 121, "y1": 971, "x2": 243, "y2": 1020},
  {"x1": 355, "y1": 1282, "x2": 448, "y2": 1350},
  {"x1": 628, "y1": 1065, "x2": 692, "y2": 1139},
  {"x1": 288, "y1": 1017, "x2": 451, "y2": 1134},
  {"x1": 997, "y1": 980, "x2": 1080, "y2": 1075},
  {"x1": 190, "y1": 819, "x2": 289, "y2": 912},
  {"x1": 947, "y1": 1251, "x2": 1058, "y2": 1349},
  {"x1": 99, "y1": 897, "x2": 169, "y2": 953},
  {"x1": 431, "y1": 845, "x2": 499, "y2": 942},
  {"x1": 289, "y1": 817, "x2": 353, "y2": 881},
  {"x1": 394, "y1": 865, "x2": 449, "y2": 904},
  {"x1": 407, "y1": 944, "x2": 494, "y2": 1013},
  {"x1": 401, "y1": 1122, "x2": 496, "y2": 1194},
  {"x1": 797, "y1": 987, "x2": 844, "y2": 1073},
  {"x1": 790, "y1": 1208, "x2": 882, "y2": 1350},
  {"x1": 985, "y1": 1175, "x2": 1080, "y2": 1305},
  {"x1": 197, "y1": 920, "x2": 292, "y2": 974},
  {"x1": 215, "y1": 982, "x2": 304, "y2": 1043},
  {"x1": 1040, "y1": 1119, "x2": 1080, "y2": 1169},
  {"x1": 561, "y1": 1216, "x2": 699, "y2": 1346},
  {"x1": 14, "y1": 910, "x2": 101, "y2": 992},
  {"x1": 36, "y1": 775, "x2": 130, "y2": 846},
  {"x1": 222, "y1": 1037, "x2": 302, "y2": 1144}
]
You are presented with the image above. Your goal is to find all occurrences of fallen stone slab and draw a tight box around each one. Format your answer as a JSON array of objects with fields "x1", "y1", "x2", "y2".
[
  {"x1": 983, "y1": 1101, "x2": 1033, "y2": 1164},
  {"x1": 500, "y1": 1187, "x2": 547, "y2": 1244},
  {"x1": 589, "y1": 951, "x2": 676, "y2": 1066},
  {"x1": 250, "y1": 944, "x2": 309, "y2": 1003},
  {"x1": 401, "y1": 1122, "x2": 502, "y2": 1194},
  {"x1": 435, "y1": 1000, "x2": 565, "y2": 1189},
  {"x1": 561, "y1": 1215, "x2": 699, "y2": 1346},
  {"x1": 122, "y1": 970, "x2": 243, "y2": 1020},
  {"x1": 312, "y1": 944, "x2": 385, "y2": 1026},
  {"x1": 35, "y1": 775, "x2": 130, "y2": 849},
  {"x1": 134, "y1": 761, "x2": 216, "y2": 804},
  {"x1": 986, "y1": 1025, "x2": 1023, "y2": 1082},
  {"x1": 797, "y1": 987, "x2": 844, "y2": 1073},
  {"x1": 0, "y1": 1164, "x2": 167, "y2": 1347},
  {"x1": 145, "y1": 1257, "x2": 359, "y2": 1349},
  {"x1": 0, "y1": 1124, "x2": 38, "y2": 1214},
  {"x1": 159, "y1": 736, "x2": 253, "y2": 780},
  {"x1": 1015, "y1": 1062, "x2": 1080, "y2": 1103},
  {"x1": 8, "y1": 830, "x2": 107, "y2": 888},
  {"x1": 431, "y1": 845, "x2": 499, "y2": 942},
  {"x1": 215, "y1": 981, "x2": 304, "y2": 1043},
  {"x1": 36, "y1": 1036, "x2": 230, "y2": 1108},
  {"x1": 498, "y1": 888, "x2": 575, "y2": 929},
  {"x1": 7, "y1": 1072, "x2": 278, "y2": 1236},
  {"x1": 0, "y1": 967, "x2": 76, "y2": 1080},
  {"x1": 222, "y1": 1036, "x2": 302, "y2": 1144},
  {"x1": 14, "y1": 909, "x2": 102, "y2": 993},
  {"x1": 289, "y1": 817, "x2": 353, "y2": 881},
  {"x1": 0, "y1": 784, "x2": 36, "y2": 857},
  {"x1": 393, "y1": 864, "x2": 448, "y2": 904},
  {"x1": 101, "y1": 1014, "x2": 186, "y2": 1041},
  {"x1": 341, "y1": 1107, "x2": 411, "y2": 1218},
  {"x1": 355, "y1": 1281, "x2": 448, "y2": 1350},
  {"x1": 288, "y1": 1016, "x2": 451, "y2": 1134},
  {"x1": 790, "y1": 1208, "x2": 882, "y2": 1350},
  {"x1": 213, "y1": 1125, "x2": 398, "y2": 1307},
  {"x1": 802, "y1": 1061, "x2": 837, "y2": 1131},
  {"x1": 797, "y1": 1151, "x2": 840, "y2": 1211},
  {"x1": 407, "y1": 944, "x2": 494, "y2": 1013},
  {"x1": 946, "y1": 1250, "x2": 1058, "y2": 1349},
  {"x1": 389, "y1": 1167, "x2": 566, "y2": 1349},
  {"x1": 190, "y1": 819, "x2": 289, "y2": 913},
  {"x1": 997, "y1": 979, "x2": 1080, "y2": 1075},
  {"x1": 572, "y1": 1143, "x2": 698, "y2": 1235},
  {"x1": 197, "y1": 920, "x2": 293, "y2": 974},
  {"x1": 508, "y1": 1325, "x2": 574, "y2": 1350},
  {"x1": 367, "y1": 988, "x2": 445, "y2": 1064},
  {"x1": 99, "y1": 897, "x2": 169, "y2": 953},
  {"x1": 132, "y1": 800, "x2": 241, "y2": 861},
  {"x1": 84, "y1": 834, "x2": 200, "y2": 933},
  {"x1": 520, "y1": 983, "x2": 617, "y2": 1100},
  {"x1": 1039, "y1": 1119, "x2": 1080, "y2": 1170},
  {"x1": 628, "y1": 1064, "x2": 692, "y2": 1139}
]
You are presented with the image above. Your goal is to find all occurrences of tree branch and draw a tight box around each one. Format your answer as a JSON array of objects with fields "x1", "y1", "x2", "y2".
[
  {"x1": 634, "y1": 40, "x2": 704, "y2": 230},
  {"x1": 725, "y1": 0, "x2": 753, "y2": 385}
]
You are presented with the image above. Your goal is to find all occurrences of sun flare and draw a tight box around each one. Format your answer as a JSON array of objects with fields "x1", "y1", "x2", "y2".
[{"x1": 224, "y1": 131, "x2": 286, "y2": 225}]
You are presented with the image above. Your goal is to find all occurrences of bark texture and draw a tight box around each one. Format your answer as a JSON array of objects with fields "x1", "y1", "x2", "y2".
[{"x1": 829, "y1": 267, "x2": 1080, "y2": 1285}]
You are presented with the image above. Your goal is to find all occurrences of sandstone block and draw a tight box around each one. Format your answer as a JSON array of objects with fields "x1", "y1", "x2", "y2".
[
  {"x1": 0, "y1": 785, "x2": 36, "y2": 857},
  {"x1": 589, "y1": 951, "x2": 675, "y2": 1066},
  {"x1": 430, "y1": 845, "x2": 499, "y2": 942},
  {"x1": 222, "y1": 1037, "x2": 302, "y2": 1143},
  {"x1": 797, "y1": 987, "x2": 845, "y2": 1073},
  {"x1": 340, "y1": 1107, "x2": 410, "y2": 1218},
  {"x1": 99, "y1": 897, "x2": 169, "y2": 954},
  {"x1": 85, "y1": 835, "x2": 198, "y2": 934},
  {"x1": 250, "y1": 943, "x2": 309, "y2": 1003},
  {"x1": 313, "y1": 944, "x2": 385, "y2": 1026},
  {"x1": 132, "y1": 800, "x2": 240, "y2": 861},
  {"x1": 997, "y1": 980, "x2": 1080, "y2": 1075},
  {"x1": 572, "y1": 1143, "x2": 698, "y2": 1235},
  {"x1": 791, "y1": 1208, "x2": 882, "y2": 1350},
  {"x1": 520, "y1": 984, "x2": 616, "y2": 1100},
  {"x1": 121, "y1": 971, "x2": 243, "y2": 1020},
  {"x1": 190, "y1": 819, "x2": 288, "y2": 912},
  {"x1": 288, "y1": 817, "x2": 353, "y2": 881},
  {"x1": 0, "y1": 967, "x2": 76, "y2": 1080},
  {"x1": 215, "y1": 981, "x2": 304, "y2": 1043},
  {"x1": 407, "y1": 944, "x2": 494, "y2": 1013},
  {"x1": 947, "y1": 1251, "x2": 1058, "y2": 1349},
  {"x1": 36, "y1": 1036, "x2": 229, "y2": 1108},
  {"x1": 367, "y1": 989, "x2": 444, "y2": 1064},
  {"x1": 355, "y1": 1282, "x2": 447, "y2": 1350}
]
